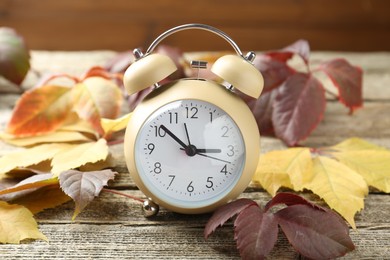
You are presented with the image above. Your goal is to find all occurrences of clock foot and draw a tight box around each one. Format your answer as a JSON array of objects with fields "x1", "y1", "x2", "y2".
[{"x1": 142, "y1": 199, "x2": 160, "y2": 217}]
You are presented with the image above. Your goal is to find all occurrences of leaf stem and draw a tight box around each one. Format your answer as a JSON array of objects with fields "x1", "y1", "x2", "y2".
[
  {"x1": 101, "y1": 188, "x2": 144, "y2": 203},
  {"x1": 107, "y1": 139, "x2": 124, "y2": 146}
]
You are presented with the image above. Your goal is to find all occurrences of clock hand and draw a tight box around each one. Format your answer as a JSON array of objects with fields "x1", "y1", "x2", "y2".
[
  {"x1": 160, "y1": 125, "x2": 187, "y2": 149},
  {"x1": 195, "y1": 148, "x2": 221, "y2": 153},
  {"x1": 196, "y1": 153, "x2": 231, "y2": 164},
  {"x1": 184, "y1": 123, "x2": 191, "y2": 146}
]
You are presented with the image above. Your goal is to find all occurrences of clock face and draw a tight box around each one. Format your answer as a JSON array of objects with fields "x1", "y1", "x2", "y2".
[{"x1": 134, "y1": 99, "x2": 245, "y2": 209}]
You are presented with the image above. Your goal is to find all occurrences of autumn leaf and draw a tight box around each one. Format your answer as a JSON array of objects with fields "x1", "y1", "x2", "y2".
[
  {"x1": 234, "y1": 205, "x2": 278, "y2": 259},
  {"x1": 51, "y1": 139, "x2": 109, "y2": 176},
  {"x1": 0, "y1": 201, "x2": 47, "y2": 244},
  {"x1": 253, "y1": 148, "x2": 312, "y2": 195},
  {"x1": 101, "y1": 112, "x2": 132, "y2": 138},
  {"x1": 0, "y1": 143, "x2": 69, "y2": 177},
  {"x1": 0, "y1": 27, "x2": 30, "y2": 85},
  {"x1": 6, "y1": 85, "x2": 73, "y2": 137},
  {"x1": 72, "y1": 77, "x2": 122, "y2": 136},
  {"x1": 206, "y1": 193, "x2": 354, "y2": 259},
  {"x1": 328, "y1": 138, "x2": 390, "y2": 192},
  {"x1": 272, "y1": 72, "x2": 326, "y2": 146},
  {"x1": 13, "y1": 185, "x2": 71, "y2": 214},
  {"x1": 319, "y1": 58, "x2": 363, "y2": 113},
  {"x1": 0, "y1": 130, "x2": 92, "y2": 147},
  {"x1": 275, "y1": 204, "x2": 354, "y2": 259},
  {"x1": 59, "y1": 169, "x2": 117, "y2": 219},
  {"x1": 0, "y1": 173, "x2": 58, "y2": 201}
]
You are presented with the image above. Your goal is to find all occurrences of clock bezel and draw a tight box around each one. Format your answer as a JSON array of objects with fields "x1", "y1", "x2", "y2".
[{"x1": 124, "y1": 79, "x2": 260, "y2": 214}]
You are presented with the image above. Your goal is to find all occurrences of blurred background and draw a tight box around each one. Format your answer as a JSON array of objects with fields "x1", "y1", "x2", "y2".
[{"x1": 1, "y1": 0, "x2": 389, "y2": 52}]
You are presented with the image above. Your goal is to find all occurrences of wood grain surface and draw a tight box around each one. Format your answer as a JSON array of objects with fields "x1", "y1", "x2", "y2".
[{"x1": 0, "y1": 51, "x2": 389, "y2": 259}]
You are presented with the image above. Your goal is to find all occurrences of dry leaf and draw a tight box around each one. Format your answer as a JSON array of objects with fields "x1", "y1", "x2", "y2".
[
  {"x1": 0, "y1": 201, "x2": 47, "y2": 244},
  {"x1": 306, "y1": 156, "x2": 368, "y2": 228},
  {"x1": 6, "y1": 85, "x2": 73, "y2": 137},
  {"x1": 0, "y1": 173, "x2": 58, "y2": 200},
  {"x1": 101, "y1": 112, "x2": 132, "y2": 137},
  {"x1": 0, "y1": 130, "x2": 92, "y2": 147},
  {"x1": 51, "y1": 139, "x2": 109, "y2": 176},
  {"x1": 72, "y1": 77, "x2": 122, "y2": 136},
  {"x1": 329, "y1": 138, "x2": 390, "y2": 192},
  {"x1": 0, "y1": 143, "x2": 69, "y2": 177},
  {"x1": 13, "y1": 185, "x2": 71, "y2": 214},
  {"x1": 59, "y1": 169, "x2": 117, "y2": 219},
  {"x1": 253, "y1": 148, "x2": 312, "y2": 195}
]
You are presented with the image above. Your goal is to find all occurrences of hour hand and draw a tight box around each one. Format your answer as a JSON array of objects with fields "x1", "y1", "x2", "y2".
[
  {"x1": 160, "y1": 125, "x2": 187, "y2": 149},
  {"x1": 196, "y1": 148, "x2": 221, "y2": 153}
]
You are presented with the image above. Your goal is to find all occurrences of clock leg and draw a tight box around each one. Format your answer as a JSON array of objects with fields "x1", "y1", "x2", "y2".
[{"x1": 142, "y1": 198, "x2": 160, "y2": 217}]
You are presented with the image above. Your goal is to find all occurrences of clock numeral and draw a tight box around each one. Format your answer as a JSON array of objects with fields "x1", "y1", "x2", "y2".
[
  {"x1": 167, "y1": 175, "x2": 175, "y2": 189},
  {"x1": 147, "y1": 143, "x2": 155, "y2": 154},
  {"x1": 187, "y1": 181, "x2": 194, "y2": 193},
  {"x1": 186, "y1": 107, "x2": 198, "y2": 119},
  {"x1": 209, "y1": 112, "x2": 213, "y2": 123},
  {"x1": 220, "y1": 164, "x2": 228, "y2": 175},
  {"x1": 169, "y1": 112, "x2": 178, "y2": 124},
  {"x1": 227, "y1": 145, "x2": 235, "y2": 157},
  {"x1": 153, "y1": 162, "x2": 162, "y2": 174},
  {"x1": 154, "y1": 125, "x2": 166, "y2": 137},
  {"x1": 221, "y1": 126, "x2": 229, "y2": 137},
  {"x1": 206, "y1": 177, "x2": 214, "y2": 189}
]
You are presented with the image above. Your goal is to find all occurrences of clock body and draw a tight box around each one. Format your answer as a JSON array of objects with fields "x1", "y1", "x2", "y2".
[{"x1": 124, "y1": 79, "x2": 260, "y2": 214}]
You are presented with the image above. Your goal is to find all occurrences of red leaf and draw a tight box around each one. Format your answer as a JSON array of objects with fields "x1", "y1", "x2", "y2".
[
  {"x1": 239, "y1": 88, "x2": 277, "y2": 135},
  {"x1": 319, "y1": 58, "x2": 363, "y2": 113},
  {"x1": 204, "y1": 198, "x2": 256, "y2": 239},
  {"x1": 234, "y1": 205, "x2": 278, "y2": 260},
  {"x1": 266, "y1": 39, "x2": 310, "y2": 65},
  {"x1": 272, "y1": 72, "x2": 326, "y2": 146},
  {"x1": 264, "y1": 192, "x2": 325, "y2": 212},
  {"x1": 275, "y1": 204, "x2": 354, "y2": 259},
  {"x1": 253, "y1": 55, "x2": 295, "y2": 92}
]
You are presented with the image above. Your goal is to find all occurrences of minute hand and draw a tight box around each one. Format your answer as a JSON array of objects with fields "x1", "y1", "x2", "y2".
[{"x1": 160, "y1": 125, "x2": 187, "y2": 149}]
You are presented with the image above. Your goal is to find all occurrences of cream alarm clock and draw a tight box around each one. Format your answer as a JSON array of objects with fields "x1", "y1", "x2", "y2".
[{"x1": 123, "y1": 24, "x2": 264, "y2": 216}]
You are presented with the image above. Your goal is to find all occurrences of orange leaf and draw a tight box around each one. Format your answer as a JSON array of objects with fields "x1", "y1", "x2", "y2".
[
  {"x1": 6, "y1": 85, "x2": 72, "y2": 137},
  {"x1": 72, "y1": 77, "x2": 122, "y2": 136}
]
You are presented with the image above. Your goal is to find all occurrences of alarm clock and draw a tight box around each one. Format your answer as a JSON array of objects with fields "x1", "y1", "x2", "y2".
[{"x1": 123, "y1": 24, "x2": 264, "y2": 215}]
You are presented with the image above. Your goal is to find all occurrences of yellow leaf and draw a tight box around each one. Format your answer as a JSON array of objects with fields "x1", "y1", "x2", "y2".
[
  {"x1": 0, "y1": 130, "x2": 92, "y2": 147},
  {"x1": 328, "y1": 137, "x2": 390, "y2": 192},
  {"x1": 101, "y1": 112, "x2": 132, "y2": 136},
  {"x1": 0, "y1": 174, "x2": 58, "y2": 198},
  {"x1": 253, "y1": 148, "x2": 313, "y2": 195},
  {"x1": 331, "y1": 137, "x2": 386, "y2": 151},
  {"x1": 51, "y1": 139, "x2": 109, "y2": 176},
  {"x1": 0, "y1": 143, "x2": 69, "y2": 177},
  {"x1": 306, "y1": 156, "x2": 368, "y2": 228},
  {"x1": 0, "y1": 201, "x2": 47, "y2": 243},
  {"x1": 13, "y1": 185, "x2": 71, "y2": 214}
]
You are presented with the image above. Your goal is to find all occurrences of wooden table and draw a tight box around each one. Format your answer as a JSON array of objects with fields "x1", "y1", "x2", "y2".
[{"x1": 0, "y1": 51, "x2": 389, "y2": 259}]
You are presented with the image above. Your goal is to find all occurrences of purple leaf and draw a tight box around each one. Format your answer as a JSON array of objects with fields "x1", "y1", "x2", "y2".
[
  {"x1": 0, "y1": 27, "x2": 30, "y2": 85},
  {"x1": 204, "y1": 198, "x2": 257, "y2": 239},
  {"x1": 272, "y1": 72, "x2": 326, "y2": 146},
  {"x1": 319, "y1": 58, "x2": 363, "y2": 113},
  {"x1": 234, "y1": 205, "x2": 278, "y2": 260},
  {"x1": 238, "y1": 88, "x2": 277, "y2": 135},
  {"x1": 264, "y1": 192, "x2": 325, "y2": 212},
  {"x1": 253, "y1": 54, "x2": 295, "y2": 92},
  {"x1": 105, "y1": 50, "x2": 133, "y2": 73},
  {"x1": 275, "y1": 204, "x2": 354, "y2": 259}
]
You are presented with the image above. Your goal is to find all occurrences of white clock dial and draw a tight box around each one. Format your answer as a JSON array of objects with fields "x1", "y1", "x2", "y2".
[{"x1": 134, "y1": 99, "x2": 245, "y2": 209}]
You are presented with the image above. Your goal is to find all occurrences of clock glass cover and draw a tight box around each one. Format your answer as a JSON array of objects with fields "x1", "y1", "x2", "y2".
[{"x1": 134, "y1": 99, "x2": 245, "y2": 209}]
